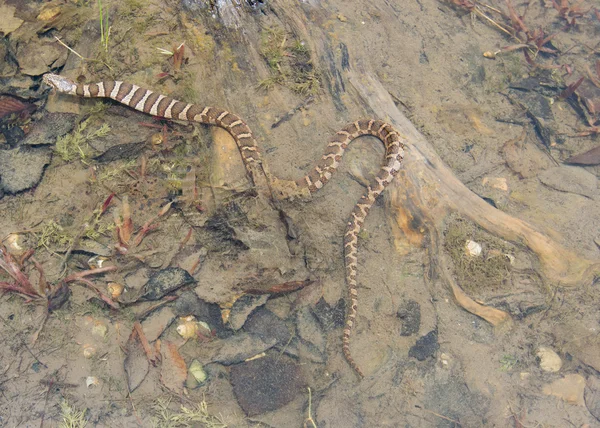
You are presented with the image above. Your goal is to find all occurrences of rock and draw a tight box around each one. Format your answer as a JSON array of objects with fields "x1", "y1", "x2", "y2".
[
  {"x1": 542, "y1": 373, "x2": 585, "y2": 406},
  {"x1": 244, "y1": 307, "x2": 291, "y2": 346},
  {"x1": 539, "y1": 166, "x2": 598, "y2": 199},
  {"x1": 536, "y1": 346, "x2": 562, "y2": 372},
  {"x1": 230, "y1": 354, "x2": 306, "y2": 416},
  {"x1": 124, "y1": 268, "x2": 151, "y2": 290},
  {"x1": 93, "y1": 141, "x2": 147, "y2": 163},
  {"x1": 296, "y1": 306, "x2": 326, "y2": 354},
  {"x1": 21, "y1": 113, "x2": 76, "y2": 146},
  {"x1": 140, "y1": 307, "x2": 176, "y2": 342},
  {"x1": 312, "y1": 297, "x2": 345, "y2": 330},
  {"x1": 397, "y1": 299, "x2": 421, "y2": 336},
  {"x1": 408, "y1": 330, "x2": 439, "y2": 361},
  {"x1": 140, "y1": 267, "x2": 196, "y2": 301},
  {"x1": 0, "y1": 146, "x2": 52, "y2": 194},
  {"x1": 174, "y1": 290, "x2": 211, "y2": 318},
  {"x1": 174, "y1": 290, "x2": 228, "y2": 338},
  {"x1": 16, "y1": 39, "x2": 68, "y2": 76},
  {"x1": 0, "y1": 4, "x2": 23, "y2": 35},
  {"x1": 208, "y1": 333, "x2": 276, "y2": 365},
  {"x1": 228, "y1": 294, "x2": 269, "y2": 330}
]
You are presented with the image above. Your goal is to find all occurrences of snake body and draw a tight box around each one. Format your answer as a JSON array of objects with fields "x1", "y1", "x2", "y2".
[{"x1": 43, "y1": 73, "x2": 406, "y2": 377}]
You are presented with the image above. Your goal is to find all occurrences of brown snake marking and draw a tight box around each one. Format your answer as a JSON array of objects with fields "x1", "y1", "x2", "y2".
[{"x1": 43, "y1": 73, "x2": 406, "y2": 378}]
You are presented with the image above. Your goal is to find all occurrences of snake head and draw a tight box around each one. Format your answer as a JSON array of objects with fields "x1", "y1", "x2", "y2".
[{"x1": 42, "y1": 73, "x2": 77, "y2": 95}]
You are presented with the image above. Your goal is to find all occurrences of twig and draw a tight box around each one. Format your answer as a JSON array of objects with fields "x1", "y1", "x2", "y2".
[
  {"x1": 303, "y1": 387, "x2": 318, "y2": 428},
  {"x1": 132, "y1": 321, "x2": 159, "y2": 365},
  {"x1": 416, "y1": 405, "x2": 462, "y2": 426}
]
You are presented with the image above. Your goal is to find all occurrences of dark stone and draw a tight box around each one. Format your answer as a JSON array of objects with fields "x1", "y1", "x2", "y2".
[
  {"x1": 174, "y1": 290, "x2": 211, "y2": 318},
  {"x1": 0, "y1": 146, "x2": 51, "y2": 194},
  {"x1": 141, "y1": 267, "x2": 196, "y2": 301},
  {"x1": 312, "y1": 297, "x2": 345, "y2": 330},
  {"x1": 296, "y1": 306, "x2": 325, "y2": 353},
  {"x1": 228, "y1": 294, "x2": 269, "y2": 330},
  {"x1": 243, "y1": 307, "x2": 291, "y2": 346},
  {"x1": 397, "y1": 300, "x2": 421, "y2": 336},
  {"x1": 230, "y1": 354, "x2": 306, "y2": 416},
  {"x1": 93, "y1": 141, "x2": 147, "y2": 163},
  {"x1": 21, "y1": 113, "x2": 76, "y2": 146},
  {"x1": 408, "y1": 330, "x2": 439, "y2": 361},
  {"x1": 174, "y1": 290, "x2": 228, "y2": 337}
]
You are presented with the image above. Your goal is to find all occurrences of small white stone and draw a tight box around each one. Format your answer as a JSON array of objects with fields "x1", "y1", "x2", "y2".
[
  {"x1": 536, "y1": 346, "x2": 562, "y2": 372},
  {"x1": 465, "y1": 240, "x2": 482, "y2": 257}
]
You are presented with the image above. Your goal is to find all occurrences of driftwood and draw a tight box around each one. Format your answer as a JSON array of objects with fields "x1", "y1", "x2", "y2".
[
  {"x1": 211, "y1": 0, "x2": 600, "y2": 326},
  {"x1": 346, "y1": 68, "x2": 600, "y2": 325}
]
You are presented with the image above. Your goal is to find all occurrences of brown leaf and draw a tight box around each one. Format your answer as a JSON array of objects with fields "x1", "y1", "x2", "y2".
[
  {"x1": 124, "y1": 326, "x2": 149, "y2": 392},
  {"x1": 565, "y1": 145, "x2": 600, "y2": 165},
  {"x1": 0, "y1": 95, "x2": 35, "y2": 119},
  {"x1": 160, "y1": 341, "x2": 187, "y2": 394},
  {"x1": 245, "y1": 279, "x2": 314, "y2": 295}
]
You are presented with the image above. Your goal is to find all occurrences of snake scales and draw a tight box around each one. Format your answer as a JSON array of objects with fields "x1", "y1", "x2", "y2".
[{"x1": 43, "y1": 73, "x2": 406, "y2": 377}]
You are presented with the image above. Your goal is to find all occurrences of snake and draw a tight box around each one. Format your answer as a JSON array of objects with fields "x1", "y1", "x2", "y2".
[{"x1": 43, "y1": 73, "x2": 406, "y2": 377}]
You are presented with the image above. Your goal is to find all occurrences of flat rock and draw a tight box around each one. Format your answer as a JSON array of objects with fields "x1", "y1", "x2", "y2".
[
  {"x1": 21, "y1": 113, "x2": 76, "y2": 146},
  {"x1": 542, "y1": 373, "x2": 585, "y2": 405},
  {"x1": 296, "y1": 306, "x2": 325, "y2": 353},
  {"x1": 174, "y1": 290, "x2": 228, "y2": 337},
  {"x1": 244, "y1": 307, "x2": 291, "y2": 346},
  {"x1": 0, "y1": 4, "x2": 23, "y2": 35},
  {"x1": 16, "y1": 39, "x2": 68, "y2": 76},
  {"x1": 0, "y1": 146, "x2": 51, "y2": 194},
  {"x1": 140, "y1": 267, "x2": 196, "y2": 301},
  {"x1": 208, "y1": 333, "x2": 276, "y2": 365},
  {"x1": 228, "y1": 294, "x2": 269, "y2": 330},
  {"x1": 141, "y1": 307, "x2": 176, "y2": 343},
  {"x1": 539, "y1": 166, "x2": 598, "y2": 199},
  {"x1": 230, "y1": 354, "x2": 306, "y2": 416}
]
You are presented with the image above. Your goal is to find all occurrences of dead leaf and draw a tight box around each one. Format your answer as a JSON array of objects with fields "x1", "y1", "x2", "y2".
[
  {"x1": 565, "y1": 145, "x2": 600, "y2": 165},
  {"x1": 160, "y1": 341, "x2": 187, "y2": 394},
  {"x1": 124, "y1": 326, "x2": 149, "y2": 392}
]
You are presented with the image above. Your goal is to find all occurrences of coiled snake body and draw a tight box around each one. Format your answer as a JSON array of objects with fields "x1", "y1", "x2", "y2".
[{"x1": 43, "y1": 73, "x2": 406, "y2": 377}]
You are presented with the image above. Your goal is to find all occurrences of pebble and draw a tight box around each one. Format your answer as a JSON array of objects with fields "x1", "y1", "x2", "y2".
[
  {"x1": 536, "y1": 346, "x2": 562, "y2": 372},
  {"x1": 542, "y1": 373, "x2": 585, "y2": 405}
]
